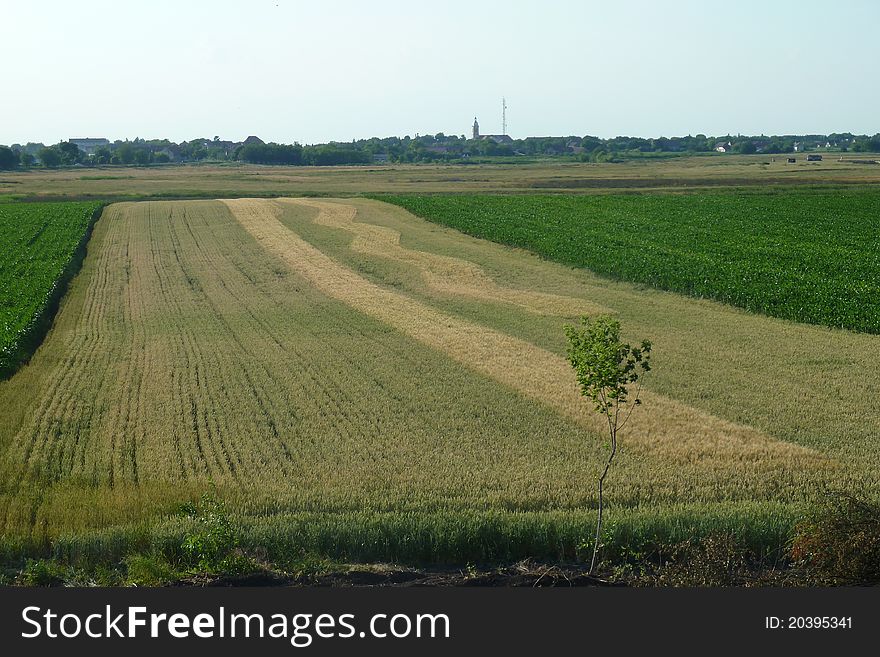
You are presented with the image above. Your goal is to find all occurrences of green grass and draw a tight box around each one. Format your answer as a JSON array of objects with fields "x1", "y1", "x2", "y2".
[
  {"x1": 0, "y1": 201, "x2": 102, "y2": 376},
  {"x1": 2, "y1": 503, "x2": 799, "y2": 570},
  {"x1": 378, "y1": 192, "x2": 880, "y2": 333}
]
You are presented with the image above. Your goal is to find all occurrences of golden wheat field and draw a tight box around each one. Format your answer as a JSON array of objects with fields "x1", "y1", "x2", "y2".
[{"x1": 1, "y1": 197, "x2": 878, "y2": 561}]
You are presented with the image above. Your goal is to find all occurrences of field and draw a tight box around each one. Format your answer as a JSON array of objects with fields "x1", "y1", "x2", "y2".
[
  {"x1": 379, "y1": 192, "x2": 880, "y2": 333},
  {"x1": 1, "y1": 153, "x2": 879, "y2": 200},
  {"x1": 0, "y1": 201, "x2": 102, "y2": 376},
  {"x1": 0, "y1": 192, "x2": 878, "y2": 567}
]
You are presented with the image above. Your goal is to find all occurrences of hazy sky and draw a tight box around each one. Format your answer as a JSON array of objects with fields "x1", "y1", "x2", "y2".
[{"x1": 3, "y1": 0, "x2": 878, "y2": 145}]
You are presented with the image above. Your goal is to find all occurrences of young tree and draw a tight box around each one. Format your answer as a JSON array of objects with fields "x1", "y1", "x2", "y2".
[{"x1": 564, "y1": 315, "x2": 652, "y2": 574}]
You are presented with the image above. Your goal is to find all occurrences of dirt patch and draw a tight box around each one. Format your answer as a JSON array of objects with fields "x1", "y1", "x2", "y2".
[{"x1": 196, "y1": 561, "x2": 619, "y2": 587}]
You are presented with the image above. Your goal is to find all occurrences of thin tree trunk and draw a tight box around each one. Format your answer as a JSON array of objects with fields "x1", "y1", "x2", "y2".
[
  {"x1": 590, "y1": 426, "x2": 617, "y2": 575},
  {"x1": 590, "y1": 476, "x2": 604, "y2": 574}
]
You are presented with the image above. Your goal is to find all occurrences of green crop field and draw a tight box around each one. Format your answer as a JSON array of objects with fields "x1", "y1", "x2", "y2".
[
  {"x1": 379, "y1": 192, "x2": 880, "y2": 333},
  {"x1": 0, "y1": 201, "x2": 102, "y2": 376},
  {"x1": 0, "y1": 196, "x2": 877, "y2": 572}
]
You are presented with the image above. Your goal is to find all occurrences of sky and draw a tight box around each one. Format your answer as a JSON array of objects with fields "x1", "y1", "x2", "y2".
[{"x1": 2, "y1": 0, "x2": 878, "y2": 145}]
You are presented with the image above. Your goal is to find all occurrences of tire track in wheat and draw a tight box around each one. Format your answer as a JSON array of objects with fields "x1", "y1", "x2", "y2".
[
  {"x1": 171, "y1": 202, "x2": 391, "y2": 481},
  {"x1": 14, "y1": 205, "x2": 124, "y2": 480},
  {"x1": 195, "y1": 206, "x2": 378, "y2": 481},
  {"x1": 170, "y1": 202, "x2": 296, "y2": 480},
  {"x1": 168, "y1": 206, "x2": 236, "y2": 479},
  {"x1": 5, "y1": 205, "x2": 127, "y2": 537}
]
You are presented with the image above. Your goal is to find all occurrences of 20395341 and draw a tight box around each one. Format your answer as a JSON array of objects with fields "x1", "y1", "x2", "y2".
[{"x1": 765, "y1": 616, "x2": 852, "y2": 630}]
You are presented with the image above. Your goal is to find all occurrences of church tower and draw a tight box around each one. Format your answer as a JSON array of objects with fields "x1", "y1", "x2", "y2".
[{"x1": 472, "y1": 117, "x2": 480, "y2": 140}]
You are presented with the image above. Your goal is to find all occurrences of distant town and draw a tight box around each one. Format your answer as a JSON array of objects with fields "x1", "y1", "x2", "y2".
[{"x1": 1, "y1": 126, "x2": 879, "y2": 169}]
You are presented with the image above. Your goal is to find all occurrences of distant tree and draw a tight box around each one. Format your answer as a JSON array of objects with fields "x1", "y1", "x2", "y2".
[
  {"x1": 0, "y1": 146, "x2": 18, "y2": 170},
  {"x1": 764, "y1": 139, "x2": 792, "y2": 154},
  {"x1": 564, "y1": 315, "x2": 652, "y2": 575},
  {"x1": 93, "y1": 146, "x2": 112, "y2": 165},
  {"x1": 133, "y1": 148, "x2": 152, "y2": 165},
  {"x1": 18, "y1": 151, "x2": 36, "y2": 167},
  {"x1": 58, "y1": 141, "x2": 83, "y2": 165},
  {"x1": 115, "y1": 142, "x2": 136, "y2": 164},
  {"x1": 238, "y1": 142, "x2": 303, "y2": 165},
  {"x1": 580, "y1": 135, "x2": 604, "y2": 153},
  {"x1": 852, "y1": 134, "x2": 880, "y2": 153},
  {"x1": 303, "y1": 144, "x2": 369, "y2": 165},
  {"x1": 37, "y1": 146, "x2": 61, "y2": 167},
  {"x1": 180, "y1": 140, "x2": 208, "y2": 161},
  {"x1": 734, "y1": 140, "x2": 757, "y2": 154},
  {"x1": 153, "y1": 152, "x2": 170, "y2": 163},
  {"x1": 589, "y1": 149, "x2": 613, "y2": 163}
]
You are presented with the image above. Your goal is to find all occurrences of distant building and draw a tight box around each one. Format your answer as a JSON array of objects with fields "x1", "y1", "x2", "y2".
[
  {"x1": 714, "y1": 141, "x2": 732, "y2": 153},
  {"x1": 202, "y1": 139, "x2": 237, "y2": 157},
  {"x1": 207, "y1": 139, "x2": 236, "y2": 149},
  {"x1": 242, "y1": 135, "x2": 265, "y2": 146},
  {"x1": 68, "y1": 137, "x2": 109, "y2": 155},
  {"x1": 472, "y1": 117, "x2": 511, "y2": 144}
]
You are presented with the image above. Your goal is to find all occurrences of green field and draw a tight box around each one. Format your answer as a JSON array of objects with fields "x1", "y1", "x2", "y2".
[
  {"x1": 0, "y1": 195, "x2": 877, "y2": 572},
  {"x1": 0, "y1": 201, "x2": 102, "y2": 376},
  {"x1": 379, "y1": 192, "x2": 880, "y2": 333}
]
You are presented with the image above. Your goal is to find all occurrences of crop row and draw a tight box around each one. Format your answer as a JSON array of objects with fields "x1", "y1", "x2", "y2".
[
  {"x1": 379, "y1": 192, "x2": 880, "y2": 333},
  {"x1": 0, "y1": 201, "x2": 103, "y2": 376}
]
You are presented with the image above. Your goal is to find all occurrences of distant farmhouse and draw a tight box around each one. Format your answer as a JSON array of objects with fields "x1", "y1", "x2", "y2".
[
  {"x1": 472, "y1": 117, "x2": 513, "y2": 145},
  {"x1": 68, "y1": 137, "x2": 110, "y2": 155},
  {"x1": 201, "y1": 138, "x2": 238, "y2": 157},
  {"x1": 714, "y1": 141, "x2": 732, "y2": 153}
]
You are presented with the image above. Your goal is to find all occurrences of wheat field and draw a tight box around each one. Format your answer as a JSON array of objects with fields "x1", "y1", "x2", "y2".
[{"x1": 0, "y1": 197, "x2": 876, "y2": 562}]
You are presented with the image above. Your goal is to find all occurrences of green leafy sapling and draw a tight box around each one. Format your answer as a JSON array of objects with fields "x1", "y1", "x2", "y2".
[{"x1": 564, "y1": 315, "x2": 652, "y2": 575}]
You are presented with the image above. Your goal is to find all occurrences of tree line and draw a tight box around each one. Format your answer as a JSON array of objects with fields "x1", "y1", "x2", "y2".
[
  {"x1": 2, "y1": 132, "x2": 879, "y2": 170},
  {"x1": 236, "y1": 143, "x2": 371, "y2": 165}
]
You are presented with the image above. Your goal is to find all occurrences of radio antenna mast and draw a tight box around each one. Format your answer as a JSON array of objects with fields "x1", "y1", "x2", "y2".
[{"x1": 502, "y1": 97, "x2": 508, "y2": 135}]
